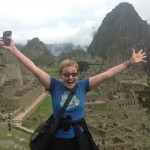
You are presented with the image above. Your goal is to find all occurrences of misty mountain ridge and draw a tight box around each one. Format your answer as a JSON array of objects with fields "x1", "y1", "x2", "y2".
[
  {"x1": 45, "y1": 43, "x2": 74, "y2": 56},
  {"x1": 19, "y1": 38, "x2": 87, "y2": 65},
  {"x1": 88, "y1": 2, "x2": 150, "y2": 57},
  {"x1": 45, "y1": 43, "x2": 87, "y2": 56},
  {"x1": 21, "y1": 38, "x2": 55, "y2": 65},
  {"x1": 147, "y1": 18, "x2": 150, "y2": 25},
  {"x1": 87, "y1": 2, "x2": 150, "y2": 73},
  {"x1": 17, "y1": 40, "x2": 87, "y2": 57},
  {"x1": 16, "y1": 2, "x2": 149, "y2": 73}
]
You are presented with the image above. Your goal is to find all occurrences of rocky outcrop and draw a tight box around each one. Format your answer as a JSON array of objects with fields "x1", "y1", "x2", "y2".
[{"x1": 87, "y1": 2, "x2": 150, "y2": 73}]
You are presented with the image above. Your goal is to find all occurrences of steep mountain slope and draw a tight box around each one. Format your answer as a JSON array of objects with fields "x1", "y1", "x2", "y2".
[
  {"x1": 87, "y1": 2, "x2": 150, "y2": 72},
  {"x1": 22, "y1": 38, "x2": 55, "y2": 66}
]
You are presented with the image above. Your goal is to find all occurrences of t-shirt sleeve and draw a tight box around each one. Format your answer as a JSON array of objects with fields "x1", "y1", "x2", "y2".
[
  {"x1": 78, "y1": 78, "x2": 89, "y2": 92},
  {"x1": 49, "y1": 76, "x2": 59, "y2": 93}
]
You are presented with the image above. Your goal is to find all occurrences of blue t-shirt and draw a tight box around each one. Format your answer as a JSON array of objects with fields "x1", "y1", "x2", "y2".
[{"x1": 49, "y1": 76, "x2": 89, "y2": 138}]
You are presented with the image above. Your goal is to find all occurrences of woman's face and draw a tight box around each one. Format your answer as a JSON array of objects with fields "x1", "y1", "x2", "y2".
[{"x1": 61, "y1": 65, "x2": 78, "y2": 89}]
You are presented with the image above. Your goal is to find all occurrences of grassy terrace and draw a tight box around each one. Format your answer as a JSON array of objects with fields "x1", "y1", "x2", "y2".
[
  {"x1": 0, "y1": 122, "x2": 30, "y2": 150},
  {"x1": 2, "y1": 65, "x2": 149, "y2": 149},
  {"x1": 22, "y1": 96, "x2": 52, "y2": 129}
]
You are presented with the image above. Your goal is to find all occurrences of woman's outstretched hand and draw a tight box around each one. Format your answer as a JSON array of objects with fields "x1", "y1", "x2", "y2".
[
  {"x1": 131, "y1": 48, "x2": 147, "y2": 64},
  {"x1": 0, "y1": 37, "x2": 16, "y2": 51}
]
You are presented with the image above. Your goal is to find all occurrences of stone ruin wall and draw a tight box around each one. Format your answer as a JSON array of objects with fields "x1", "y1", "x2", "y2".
[
  {"x1": 12, "y1": 85, "x2": 44, "y2": 119},
  {"x1": 85, "y1": 81, "x2": 150, "y2": 150},
  {"x1": 0, "y1": 56, "x2": 44, "y2": 112},
  {"x1": 0, "y1": 63, "x2": 23, "y2": 84},
  {"x1": 95, "y1": 137, "x2": 132, "y2": 150},
  {"x1": 18, "y1": 85, "x2": 43, "y2": 110},
  {"x1": 88, "y1": 122, "x2": 118, "y2": 137},
  {"x1": 0, "y1": 79, "x2": 21, "y2": 98},
  {"x1": 97, "y1": 141, "x2": 131, "y2": 150},
  {"x1": 84, "y1": 59, "x2": 150, "y2": 150},
  {"x1": 107, "y1": 98, "x2": 141, "y2": 110}
]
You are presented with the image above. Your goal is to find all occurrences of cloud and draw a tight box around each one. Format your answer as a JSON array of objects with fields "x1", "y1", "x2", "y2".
[{"x1": 0, "y1": 0, "x2": 150, "y2": 46}]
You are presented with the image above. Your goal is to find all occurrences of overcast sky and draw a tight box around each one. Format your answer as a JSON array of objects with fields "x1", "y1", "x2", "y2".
[{"x1": 0, "y1": 0, "x2": 150, "y2": 46}]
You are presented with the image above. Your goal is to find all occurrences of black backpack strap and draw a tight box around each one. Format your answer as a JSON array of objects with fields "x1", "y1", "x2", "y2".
[
  {"x1": 79, "y1": 118, "x2": 99, "y2": 150},
  {"x1": 57, "y1": 85, "x2": 77, "y2": 117},
  {"x1": 47, "y1": 85, "x2": 77, "y2": 121}
]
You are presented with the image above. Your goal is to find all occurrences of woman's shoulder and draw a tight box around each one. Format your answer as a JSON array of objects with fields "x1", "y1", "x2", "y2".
[
  {"x1": 78, "y1": 77, "x2": 89, "y2": 83},
  {"x1": 77, "y1": 78, "x2": 89, "y2": 90},
  {"x1": 51, "y1": 76, "x2": 62, "y2": 83}
]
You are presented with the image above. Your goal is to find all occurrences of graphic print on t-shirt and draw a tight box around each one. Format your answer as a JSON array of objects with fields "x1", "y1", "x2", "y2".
[{"x1": 60, "y1": 91, "x2": 80, "y2": 109}]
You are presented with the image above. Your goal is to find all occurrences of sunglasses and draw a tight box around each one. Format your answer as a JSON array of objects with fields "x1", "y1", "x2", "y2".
[{"x1": 62, "y1": 72, "x2": 78, "y2": 77}]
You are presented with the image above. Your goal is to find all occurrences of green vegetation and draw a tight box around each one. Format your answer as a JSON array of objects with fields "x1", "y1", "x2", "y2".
[
  {"x1": 0, "y1": 122, "x2": 30, "y2": 150},
  {"x1": 92, "y1": 108, "x2": 116, "y2": 114},
  {"x1": 87, "y1": 88, "x2": 100, "y2": 96},
  {"x1": 22, "y1": 97, "x2": 52, "y2": 129},
  {"x1": 90, "y1": 129, "x2": 103, "y2": 139},
  {"x1": 41, "y1": 66, "x2": 60, "y2": 79},
  {"x1": 41, "y1": 66, "x2": 58, "y2": 75},
  {"x1": 78, "y1": 60, "x2": 89, "y2": 72},
  {"x1": 29, "y1": 97, "x2": 52, "y2": 119},
  {"x1": 136, "y1": 85, "x2": 150, "y2": 111},
  {"x1": 0, "y1": 52, "x2": 3, "y2": 57}
]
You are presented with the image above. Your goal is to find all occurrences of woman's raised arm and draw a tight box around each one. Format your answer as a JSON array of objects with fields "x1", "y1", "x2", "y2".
[{"x1": 0, "y1": 37, "x2": 51, "y2": 90}]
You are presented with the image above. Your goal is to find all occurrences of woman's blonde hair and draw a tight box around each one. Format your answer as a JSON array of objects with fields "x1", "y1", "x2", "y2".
[{"x1": 59, "y1": 59, "x2": 79, "y2": 74}]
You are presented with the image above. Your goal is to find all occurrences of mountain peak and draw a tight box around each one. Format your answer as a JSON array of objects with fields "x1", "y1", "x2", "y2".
[
  {"x1": 87, "y1": 2, "x2": 150, "y2": 64},
  {"x1": 22, "y1": 38, "x2": 55, "y2": 65}
]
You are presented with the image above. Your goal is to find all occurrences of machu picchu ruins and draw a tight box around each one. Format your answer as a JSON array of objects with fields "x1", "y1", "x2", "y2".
[
  {"x1": 1, "y1": 2, "x2": 150, "y2": 150},
  {"x1": 0, "y1": 47, "x2": 150, "y2": 150}
]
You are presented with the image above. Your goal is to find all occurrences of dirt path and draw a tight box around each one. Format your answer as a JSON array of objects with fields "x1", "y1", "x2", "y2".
[{"x1": 13, "y1": 92, "x2": 48, "y2": 133}]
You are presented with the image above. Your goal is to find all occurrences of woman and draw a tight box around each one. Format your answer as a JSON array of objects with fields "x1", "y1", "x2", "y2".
[{"x1": 0, "y1": 37, "x2": 147, "y2": 150}]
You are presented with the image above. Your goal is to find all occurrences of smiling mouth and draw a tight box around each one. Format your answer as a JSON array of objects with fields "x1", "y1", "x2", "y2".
[{"x1": 67, "y1": 81, "x2": 75, "y2": 84}]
